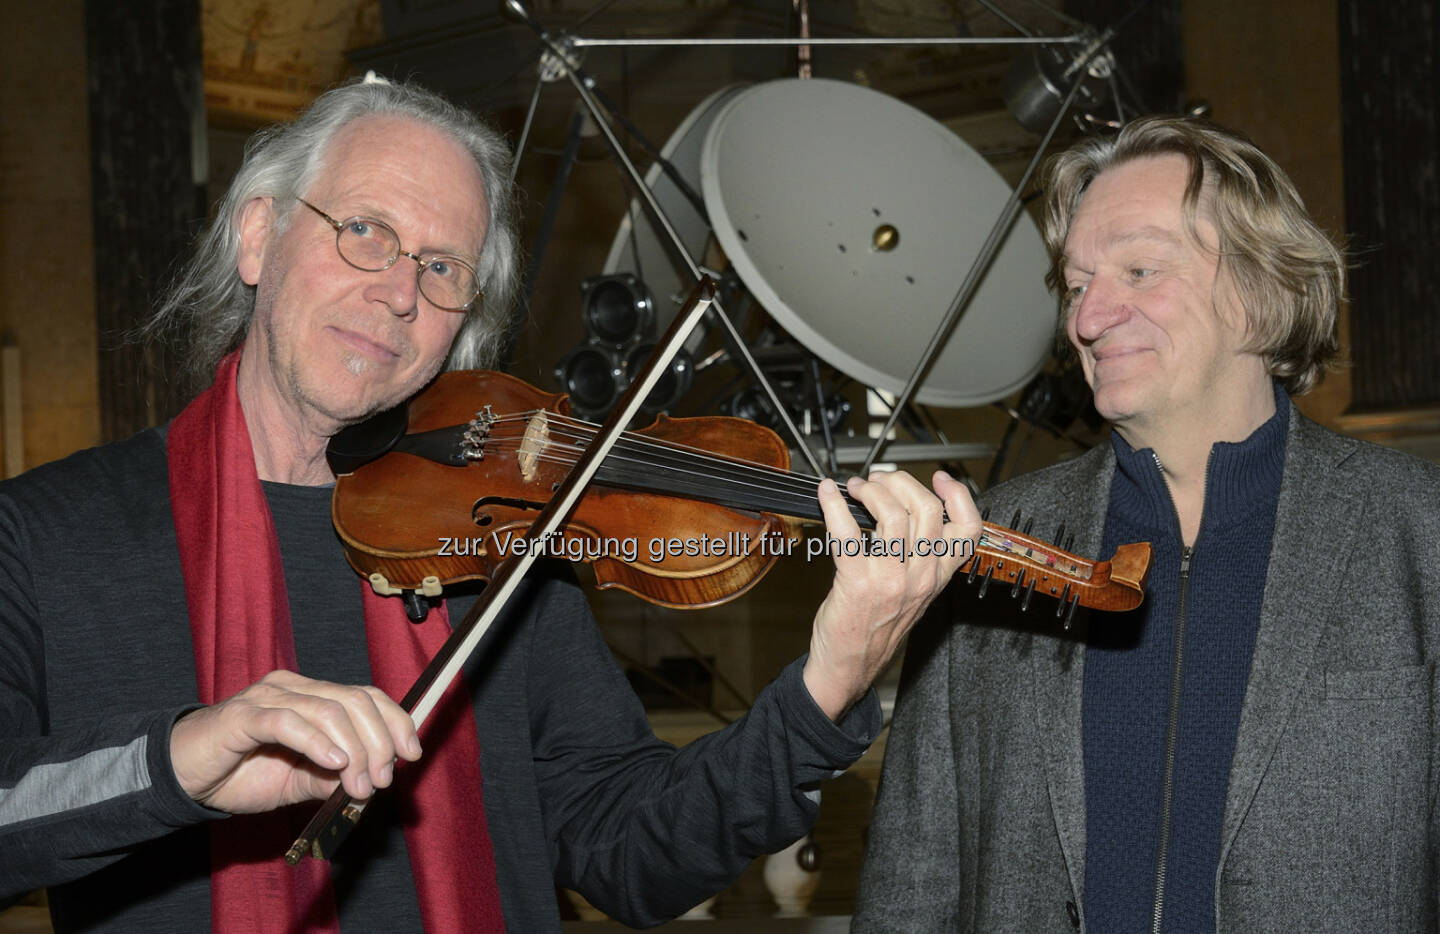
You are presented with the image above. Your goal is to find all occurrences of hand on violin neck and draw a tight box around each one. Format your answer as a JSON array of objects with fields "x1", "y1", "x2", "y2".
[
  {"x1": 169, "y1": 669, "x2": 422, "y2": 814},
  {"x1": 802, "y1": 470, "x2": 980, "y2": 721}
]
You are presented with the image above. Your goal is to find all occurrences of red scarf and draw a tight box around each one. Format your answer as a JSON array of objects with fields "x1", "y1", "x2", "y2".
[{"x1": 167, "y1": 350, "x2": 505, "y2": 932}]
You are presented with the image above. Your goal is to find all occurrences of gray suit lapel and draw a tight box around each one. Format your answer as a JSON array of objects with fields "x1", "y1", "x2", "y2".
[
  {"x1": 1028, "y1": 447, "x2": 1116, "y2": 901},
  {"x1": 1219, "y1": 413, "x2": 1362, "y2": 859}
]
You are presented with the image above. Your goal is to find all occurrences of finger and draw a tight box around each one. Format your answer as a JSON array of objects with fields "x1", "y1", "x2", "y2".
[
  {"x1": 289, "y1": 684, "x2": 417, "y2": 796},
  {"x1": 869, "y1": 470, "x2": 946, "y2": 540},
  {"x1": 934, "y1": 470, "x2": 982, "y2": 571},
  {"x1": 360, "y1": 685, "x2": 423, "y2": 762},
  {"x1": 234, "y1": 704, "x2": 350, "y2": 776},
  {"x1": 264, "y1": 674, "x2": 422, "y2": 795},
  {"x1": 933, "y1": 470, "x2": 980, "y2": 533},
  {"x1": 329, "y1": 686, "x2": 402, "y2": 791},
  {"x1": 263, "y1": 672, "x2": 418, "y2": 765},
  {"x1": 816, "y1": 476, "x2": 863, "y2": 541},
  {"x1": 280, "y1": 693, "x2": 380, "y2": 800},
  {"x1": 847, "y1": 473, "x2": 910, "y2": 541}
]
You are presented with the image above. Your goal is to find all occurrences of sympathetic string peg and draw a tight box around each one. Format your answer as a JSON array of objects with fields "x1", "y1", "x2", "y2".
[
  {"x1": 1022, "y1": 578, "x2": 1036, "y2": 612},
  {"x1": 1063, "y1": 593, "x2": 1081, "y2": 630},
  {"x1": 978, "y1": 567, "x2": 994, "y2": 599},
  {"x1": 1057, "y1": 582, "x2": 1072, "y2": 617}
]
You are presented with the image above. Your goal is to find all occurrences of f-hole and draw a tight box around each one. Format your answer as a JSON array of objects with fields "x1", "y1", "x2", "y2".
[{"x1": 473, "y1": 495, "x2": 547, "y2": 527}]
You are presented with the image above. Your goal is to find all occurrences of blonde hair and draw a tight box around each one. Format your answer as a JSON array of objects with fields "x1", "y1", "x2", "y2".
[{"x1": 1042, "y1": 116, "x2": 1344, "y2": 394}]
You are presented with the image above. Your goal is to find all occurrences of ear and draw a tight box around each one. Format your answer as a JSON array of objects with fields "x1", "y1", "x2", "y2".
[{"x1": 236, "y1": 196, "x2": 274, "y2": 286}]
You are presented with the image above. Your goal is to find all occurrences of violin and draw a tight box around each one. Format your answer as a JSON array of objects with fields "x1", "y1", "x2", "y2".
[
  {"x1": 328, "y1": 369, "x2": 1153, "y2": 622},
  {"x1": 289, "y1": 365, "x2": 1152, "y2": 864}
]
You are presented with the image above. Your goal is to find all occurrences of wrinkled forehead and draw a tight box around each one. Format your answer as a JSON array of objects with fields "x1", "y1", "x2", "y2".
[
  {"x1": 1065, "y1": 153, "x2": 1219, "y2": 260},
  {"x1": 309, "y1": 115, "x2": 490, "y2": 254}
]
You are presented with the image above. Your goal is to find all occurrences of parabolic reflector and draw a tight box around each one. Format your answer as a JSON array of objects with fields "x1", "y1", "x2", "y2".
[{"x1": 698, "y1": 78, "x2": 1056, "y2": 407}]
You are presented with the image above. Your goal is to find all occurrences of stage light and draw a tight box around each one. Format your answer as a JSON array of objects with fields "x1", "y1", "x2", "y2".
[
  {"x1": 554, "y1": 274, "x2": 694, "y2": 420},
  {"x1": 582, "y1": 273, "x2": 653, "y2": 347},
  {"x1": 555, "y1": 344, "x2": 622, "y2": 419},
  {"x1": 1001, "y1": 30, "x2": 1113, "y2": 134},
  {"x1": 725, "y1": 382, "x2": 850, "y2": 434},
  {"x1": 624, "y1": 342, "x2": 694, "y2": 414}
]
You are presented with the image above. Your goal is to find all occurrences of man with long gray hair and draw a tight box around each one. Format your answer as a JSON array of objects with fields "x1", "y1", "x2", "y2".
[
  {"x1": 0, "y1": 77, "x2": 980, "y2": 932},
  {"x1": 856, "y1": 116, "x2": 1440, "y2": 932}
]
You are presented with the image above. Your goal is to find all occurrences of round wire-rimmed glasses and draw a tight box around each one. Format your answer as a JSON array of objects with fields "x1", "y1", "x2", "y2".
[{"x1": 297, "y1": 198, "x2": 481, "y2": 311}]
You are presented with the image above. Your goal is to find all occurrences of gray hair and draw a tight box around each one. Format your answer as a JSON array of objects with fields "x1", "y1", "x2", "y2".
[
  {"x1": 147, "y1": 76, "x2": 519, "y2": 388},
  {"x1": 1041, "y1": 116, "x2": 1344, "y2": 394}
]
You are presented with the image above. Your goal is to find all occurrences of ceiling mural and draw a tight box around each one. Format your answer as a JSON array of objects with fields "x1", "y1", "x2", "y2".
[{"x1": 202, "y1": 0, "x2": 384, "y2": 125}]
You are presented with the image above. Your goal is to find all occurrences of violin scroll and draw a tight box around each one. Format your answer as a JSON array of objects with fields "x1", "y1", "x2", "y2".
[{"x1": 963, "y1": 521, "x2": 1151, "y2": 629}]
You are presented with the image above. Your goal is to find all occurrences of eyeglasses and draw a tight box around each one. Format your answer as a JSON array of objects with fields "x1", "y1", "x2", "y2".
[{"x1": 297, "y1": 199, "x2": 480, "y2": 311}]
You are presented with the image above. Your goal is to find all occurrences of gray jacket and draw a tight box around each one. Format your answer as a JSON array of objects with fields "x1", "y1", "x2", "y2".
[{"x1": 855, "y1": 410, "x2": 1440, "y2": 933}]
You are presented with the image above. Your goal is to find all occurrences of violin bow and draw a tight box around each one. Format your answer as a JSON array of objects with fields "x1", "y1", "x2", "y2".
[{"x1": 286, "y1": 277, "x2": 720, "y2": 863}]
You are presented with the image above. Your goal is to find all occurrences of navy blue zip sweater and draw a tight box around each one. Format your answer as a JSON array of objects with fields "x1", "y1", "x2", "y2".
[{"x1": 1082, "y1": 384, "x2": 1288, "y2": 933}]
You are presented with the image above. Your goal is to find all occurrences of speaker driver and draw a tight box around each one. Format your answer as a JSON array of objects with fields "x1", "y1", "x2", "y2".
[
  {"x1": 555, "y1": 344, "x2": 622, "y2": 417},
  {"x1": 624, "y1": 342, "x2": 694, "y2": 413}
]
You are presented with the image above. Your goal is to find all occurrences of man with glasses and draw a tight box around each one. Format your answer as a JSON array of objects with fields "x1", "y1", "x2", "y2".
[{"x1": 0, "y1": 78, "x2": 978, "y2": 932}]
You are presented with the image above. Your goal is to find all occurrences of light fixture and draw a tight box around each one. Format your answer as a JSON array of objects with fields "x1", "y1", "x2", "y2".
[
  {"x1": 624, "y1": 342, "x2": 694, "y2": 414},
  {"x1": 555, "y1": 343, "x2": 623, "y2": 419},
  {"x1": 582, "y1": 273, "x2": 653, "y2": 346},
  {"x1": 554, "y1": 274, "x2": 693, "y2": 420}
]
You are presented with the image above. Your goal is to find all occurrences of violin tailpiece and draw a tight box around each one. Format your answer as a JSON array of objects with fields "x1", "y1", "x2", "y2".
[{"x1": 461, "y1": 405, "x2": 497, "y2": 461}]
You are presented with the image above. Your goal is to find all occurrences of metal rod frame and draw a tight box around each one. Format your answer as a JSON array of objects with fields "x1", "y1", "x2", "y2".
[
  {"x1": 529, "y1": 25, "x2": 828, "y2": 476},
  {"x1": 858, "y1": 48, "x2": 1103, "y2": 474},
  {"x1": 568, "y1": 34, "x2": 1083, "y2": 48},
  {"x1": 507, "y1": 0, "x2": 1100, "y2": 479}
]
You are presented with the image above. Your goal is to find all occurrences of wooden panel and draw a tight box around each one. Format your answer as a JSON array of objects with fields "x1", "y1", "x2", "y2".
[
  {"x1": 86, "y1": 0, "x2": 204, "y2": 438},
  {"x1": 0, "y1": 0, "x2": 101, "y2": 469},
  {"x1": 1338, "y1": 0, "x2": 1440, "y2": 410}
]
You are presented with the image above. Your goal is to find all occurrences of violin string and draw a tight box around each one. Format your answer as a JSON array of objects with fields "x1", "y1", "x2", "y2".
[
  {"x1": 492, "y1": 432, "x2": 863, "y2": 524},
  {"x1": 515, "y1": 412, "x2": 845, "y2": 505},
  {"x1": 481, "y1": 413, "x2": 843, "y2": 509},
  {"x1": 467, "y1": 415, "x2": 838, "y2": 517},
  {"x1": 483, "y1": 431, "x2": 1051, "y2": 553},
  {"x1": 485, "y1": 418, "x2": 822, "y2": 495},
  {"x1": 495, "y1": 420, "x2": 848, "y2": 513},
  {"x1": 485, "y1": 409, "x2": 827, "y2": 496},
  {"x1": 471, "y1": 438, "x2": 1094, "y2": 575},
  {"x1": 494, "y1": 425, "x2": 834, "y2": 519},
  {"x1": 488, "y1": 434, "x2": 1088, "y2": 575},
  {"x1": 483, "y1": 425, "x2": 1045, "y2": 558},
  {"x1": 466, "y1": 411, "x2": 1087, "y2": 570},
  {"x1": 487, "y1": 429, "x2": 1026, "y2": 556},
  {"x1": 536, "y1": 414, "x2": 829, "y2": 494}
]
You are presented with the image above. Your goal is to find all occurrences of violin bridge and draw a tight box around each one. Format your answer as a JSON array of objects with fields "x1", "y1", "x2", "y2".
[
  {"x1": 461, "y1": 405, "x2": 497, "y2": 461},
  {"x1": 517, "y1": 411, "x2": 549, "y2": 483}
]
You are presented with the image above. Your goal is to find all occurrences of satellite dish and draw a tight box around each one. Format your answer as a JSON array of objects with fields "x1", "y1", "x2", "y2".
[{"x1": 699, "y1": 78, "x2": 1056, "y2": 408}]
